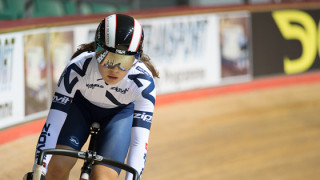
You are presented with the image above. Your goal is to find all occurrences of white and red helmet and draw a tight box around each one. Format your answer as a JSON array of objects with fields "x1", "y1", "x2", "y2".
[{"x1": 95, "y1": 14, "x2": 144, "y2": 64}]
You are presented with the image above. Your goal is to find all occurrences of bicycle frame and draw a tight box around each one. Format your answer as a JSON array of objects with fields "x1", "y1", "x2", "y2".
[{"x1": 32, "y1": 122, "x2": 139, "y2": 180}]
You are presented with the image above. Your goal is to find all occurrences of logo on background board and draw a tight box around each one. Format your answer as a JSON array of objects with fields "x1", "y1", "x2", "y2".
[
  {"x1": 0, "y1": 38, "x2": 15, "y2": 91},
  {"x1": 0, "y1": 102, "x2": 12, "y2": 119}
]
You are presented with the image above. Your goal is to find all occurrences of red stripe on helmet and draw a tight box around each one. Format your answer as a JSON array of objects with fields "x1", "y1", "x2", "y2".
[
  {"x1": 136, "y1": 24, "x2": 143, "y2": 52},
  {"x1": 104, "y1": 17, "x2": 107, "y2": 46},
  {"x1": 128, "y1": 18, "x2": 135, "y2": 51},
  {"x1": 114, "y1": 14, "x2": 117, "y2": 48},
  {"x1": 128, "y1": 19, "x2": 142, "y2": 52}
]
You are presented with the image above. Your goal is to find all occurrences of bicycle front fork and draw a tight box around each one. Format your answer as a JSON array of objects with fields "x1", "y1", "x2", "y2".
[{"x1": 79, "y1": 122, "x2": 100, "y2": 180}]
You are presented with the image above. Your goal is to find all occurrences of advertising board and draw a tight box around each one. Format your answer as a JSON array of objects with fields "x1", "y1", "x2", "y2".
[
  {"x1": 0, "y1": 33, "x2": 24, "y2": 129},
  {"x1": 251, "y1": 9, "x2": 320, "y2": 77},
  {"x1": 139, "y1": 14, "x2": 222, "y2": 94}
]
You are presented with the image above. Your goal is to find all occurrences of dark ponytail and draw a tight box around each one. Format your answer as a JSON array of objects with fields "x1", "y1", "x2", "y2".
[
  {"x1": 139, "y1": 53, "x2": 159, "y2": 78},
  {"x1": 70, "y1": 42, "x2": 95, "y2": 60}
]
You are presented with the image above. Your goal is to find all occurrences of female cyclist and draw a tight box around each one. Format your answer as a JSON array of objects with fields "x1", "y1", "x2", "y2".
[{"x1": 24, "y1": 13, "x2": 159, "y2": 180}]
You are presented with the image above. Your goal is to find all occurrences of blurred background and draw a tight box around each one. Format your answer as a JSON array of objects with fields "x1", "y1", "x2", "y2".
[
  {"x1": 0, "y1": 0, "x2": 318, "y2": 20},
  {"x1": 1, "y1": 0, "x2": 319, "y2": 125}
]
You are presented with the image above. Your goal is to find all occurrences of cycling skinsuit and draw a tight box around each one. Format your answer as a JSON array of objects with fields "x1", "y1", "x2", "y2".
[{"x1": 33, "y1": 51, "x2": 155, "y2": 179}]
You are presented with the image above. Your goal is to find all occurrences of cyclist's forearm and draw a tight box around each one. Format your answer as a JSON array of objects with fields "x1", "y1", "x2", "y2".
[
  {"x1": 125, "y1": 127, "x2": 150, "y2": 180},
  {"x1": 32, "y1": 109, "x2": 67, "y2": 174}
]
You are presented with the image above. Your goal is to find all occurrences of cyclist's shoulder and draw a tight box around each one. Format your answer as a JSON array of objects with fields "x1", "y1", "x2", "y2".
[
  {"x1": 128, "y1": 61, "x2": 155, "y2": 82},
  {"x1": 59, "y1": 51, "x2": 96, "y2": 85},
  {"x1": 127, "y1": 61, "x2": 156, "y2": 104}
]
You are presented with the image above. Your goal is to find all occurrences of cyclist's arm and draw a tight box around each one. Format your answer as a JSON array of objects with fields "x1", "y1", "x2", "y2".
[
  {"x1": 126, "y1": 125, "x2": 151, "y2": 180},
  {"x1": 32, "y1": 60, "x2": 83, "y2": 175},
  {"x1": 126, "y1": 75, "x2": 156, "y2": 180}
]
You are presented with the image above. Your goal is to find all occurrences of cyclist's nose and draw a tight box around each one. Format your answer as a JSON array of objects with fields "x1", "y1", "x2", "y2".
[{"x1": 108, "y1": 65, "x2": 121, "y2": 72}]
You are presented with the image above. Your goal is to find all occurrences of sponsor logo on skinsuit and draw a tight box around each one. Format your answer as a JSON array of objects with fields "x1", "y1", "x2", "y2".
[
  {"x1": 86, "y1": 83, "x2": 104, "y2": 89},
  {"x1": 51, "y1": 93, "x2": 72, "y2": 112},
  {"x1": 134, "y1": 112, "x2": 152, "y2": 123},
  {"x1": 70, "y1": 136, "x2": 80, "y2": 146},
  {"x1": 133, "y1": 111, "x2": 153, "y2": 130},
  {"x1": 111, "y1": 87, "x2": 129, "y2": 94},
  {"x1": 36, "y1": 123, "x2": 51, "y2": 159},
  {"x1": 53, "y1": 94, "x2": 70, "y2": 105}
]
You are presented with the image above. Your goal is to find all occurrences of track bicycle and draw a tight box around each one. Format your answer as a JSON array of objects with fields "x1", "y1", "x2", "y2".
[{"x1": 31, "y1": 122, "x2": 139, "y2": 180}]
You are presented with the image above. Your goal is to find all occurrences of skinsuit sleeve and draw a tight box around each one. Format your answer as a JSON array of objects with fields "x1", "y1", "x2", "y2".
[
  {"x1": 126, "y1": 70, "x2": 156, "y2": 180},
  {"x1": 32, "y1": 55, "x2": 91, "y2": 175}
]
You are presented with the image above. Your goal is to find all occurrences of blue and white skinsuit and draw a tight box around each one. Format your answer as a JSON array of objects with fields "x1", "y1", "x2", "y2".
[{"x1": 32, "y1": 51, "x2": 156, "y2": 180}]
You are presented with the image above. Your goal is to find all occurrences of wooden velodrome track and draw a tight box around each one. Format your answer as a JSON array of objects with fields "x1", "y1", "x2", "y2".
[{"x1": 1, "y1": 72, "x2": 320, "y2": 180}]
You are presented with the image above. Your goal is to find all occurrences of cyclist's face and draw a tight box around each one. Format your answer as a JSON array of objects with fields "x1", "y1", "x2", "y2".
[{"x1": 98, "y1": 62, "x2": 129, "y2": 85}]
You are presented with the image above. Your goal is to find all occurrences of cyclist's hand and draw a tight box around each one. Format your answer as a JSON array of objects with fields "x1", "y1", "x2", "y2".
[
  {"x1": 22, "y1": 172, "x2": 33, "y2": 180},
  {"x1": 22, "y1": 172, "x2": 45, "y2": 180}
]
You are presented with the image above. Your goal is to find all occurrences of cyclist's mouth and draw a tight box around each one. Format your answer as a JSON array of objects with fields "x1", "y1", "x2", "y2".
[{"x1": 107, "y1": 75, "x2": 118, "y2": 80}]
